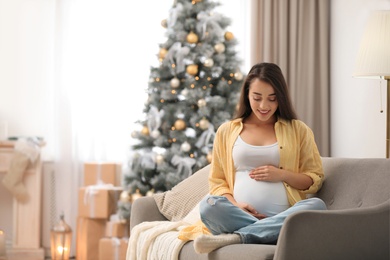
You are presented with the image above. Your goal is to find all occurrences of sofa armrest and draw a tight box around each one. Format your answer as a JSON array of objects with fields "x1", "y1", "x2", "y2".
[
  {"x1": 130, "y1": 196, "x2": 168, "y2": 231},
  {"x1": 274, "y1": 200, "x2": 390, "y2": 260}
]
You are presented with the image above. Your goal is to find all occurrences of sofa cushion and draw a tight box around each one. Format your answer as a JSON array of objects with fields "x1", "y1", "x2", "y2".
[
  {"x1": 318, "y1": 157, "x2": 390, "y2": 210},
  {"x1": 153, "y1": 164, "x2": 210, "y2": 221}
]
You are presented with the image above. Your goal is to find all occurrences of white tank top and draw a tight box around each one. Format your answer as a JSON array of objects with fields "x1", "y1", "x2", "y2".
[{"x1": 233, "y1": 136, "x2": 289, "y2": 216}]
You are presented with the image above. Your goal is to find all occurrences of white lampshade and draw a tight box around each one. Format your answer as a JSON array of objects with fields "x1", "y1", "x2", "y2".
[{"x1": 354, "y1": 10, "x2": 390, "y2": 79}]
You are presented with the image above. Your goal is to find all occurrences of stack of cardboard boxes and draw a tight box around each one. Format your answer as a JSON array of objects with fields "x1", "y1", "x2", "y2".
[{"x1": 76, "y1": 162, "x2": 129, "y2": 260}]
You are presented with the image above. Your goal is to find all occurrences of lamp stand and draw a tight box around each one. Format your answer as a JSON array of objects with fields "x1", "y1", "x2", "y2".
[{"x1": 386, "y1": 76, "x2": 390, "y2": 158}]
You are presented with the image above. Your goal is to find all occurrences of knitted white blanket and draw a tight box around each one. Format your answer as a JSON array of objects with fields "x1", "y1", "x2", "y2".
[
  {"x1": 126, "y1": 200, "x2": 202, "y2": 260},
  {"x1": 127, "y1": 220, "x2": 188, "y2": 260}
]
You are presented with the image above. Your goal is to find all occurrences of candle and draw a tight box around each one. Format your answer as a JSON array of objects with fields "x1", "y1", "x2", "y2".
[{"x1": 0, "y1": 230, "x2": 5, "y2": 257}]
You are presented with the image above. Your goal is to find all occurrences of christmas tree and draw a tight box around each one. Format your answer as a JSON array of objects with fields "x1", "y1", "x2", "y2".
[{"x1": 118, "y1": 0, "x2": 245, "y2": 220}]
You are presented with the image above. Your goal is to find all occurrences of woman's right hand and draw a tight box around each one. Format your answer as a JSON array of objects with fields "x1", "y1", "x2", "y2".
[
  {"x1": 236, "y1": 202, "x2": 267, "y2": 220},
  {"x1": 223, "y1": 193, "x2": 267, "y2": 220}
]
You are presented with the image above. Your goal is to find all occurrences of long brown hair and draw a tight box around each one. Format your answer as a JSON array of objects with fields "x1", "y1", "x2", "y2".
[{"x1": 234, "y1": 62, "x2": 297, "y2": 120}]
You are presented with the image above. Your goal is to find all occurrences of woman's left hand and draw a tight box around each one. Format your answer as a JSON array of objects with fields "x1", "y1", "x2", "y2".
[{"x1": 249, "y1": 165, "x2": 284, "y2": 182}]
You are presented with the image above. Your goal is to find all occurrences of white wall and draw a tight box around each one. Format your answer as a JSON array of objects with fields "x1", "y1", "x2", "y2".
[{"x1": 331, "y1": 0, "x2": 390, "y2": 158}]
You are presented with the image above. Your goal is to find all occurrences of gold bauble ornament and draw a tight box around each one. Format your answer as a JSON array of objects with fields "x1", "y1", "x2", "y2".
[
  {"x1": 181, "y1": 142, "x2": 191, "y2": 152},
  {"x1": 186, "y1": 31, "x2": 199, "y2": 44},
  {"x1": 214, "y1": 43, "x2": 225, "y2": 54},
  {"x1": 131, "y1": 189, "x2": 142, "y2": 202},
  {"x1": 186, "y1": 64, "x2": 198, "y2": 76},
  {"x1": 207, "y1": 152, "x2": 213, "y2": 163},
  {"x1": 119, "y1": 191, "x2": 131, "y2": 202},
  {"x1": 151, "y1": 129, "x2": 161, "y2": 139},
  {"x1": 234, "y1": 71, "x2": 244, "y2": 81},
  {"x1": 131, "y1": 131, "x2": 138, "y2": 138},
  {"x1": 204, "y1": 58, "x2": 214, "y2": 67},
  {"x1": 156, "y1": 154, "x2": 164, "y2": 164},
  {"x1": 197, "y1": 98, "x2": 207, "y2": 107},
  {"x1": 174, "y1": 119, "x2": 186, "y2": 131},
  {"x1": 146, "y1": 189, "x2": 155, "y2": 197},
  {"x1": 224, "y1": 31, "x2": 234, "y2": 41},
  {"x1": 161, "y1": 19, "x2": 168, "y2": 28},
  {"x1": 159, "y1": 48, "x2": 168, "y2": 59},
  {"x1": 141, "y1": 126, "x2": 150, "y2": 136},
  {"x1": 199, "y1": 118, "x2": 210, "y2": 130},
  {"x1": 170, "y1": 77, "x2": 180, "y2": 88}
]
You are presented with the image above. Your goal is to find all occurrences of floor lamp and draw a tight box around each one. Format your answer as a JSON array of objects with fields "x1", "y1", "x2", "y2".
[{"x1": 354, "y1": 10, "x2": 390, "y2": 158}]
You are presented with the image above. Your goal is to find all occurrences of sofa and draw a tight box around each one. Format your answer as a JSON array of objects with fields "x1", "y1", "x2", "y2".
[{"x1": 129, "y1": 157, "x2": 390, "y2": 260}]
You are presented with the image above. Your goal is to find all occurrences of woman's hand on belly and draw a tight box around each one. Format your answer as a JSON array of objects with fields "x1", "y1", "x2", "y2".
[
  {"x1": 236, "y1": 201, "x2": 267, "y2": 220},
  {"x1": 249, "y1": 164, "x2": 314, "y2": 190},
  {"x1": 249, "y1": 165, "x2": 284, "y2": 182}
]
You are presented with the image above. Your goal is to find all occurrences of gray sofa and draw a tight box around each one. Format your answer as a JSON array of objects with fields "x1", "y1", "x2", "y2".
[{"x1": 130, "y1": 157, "x2": 390, "y2": 260}]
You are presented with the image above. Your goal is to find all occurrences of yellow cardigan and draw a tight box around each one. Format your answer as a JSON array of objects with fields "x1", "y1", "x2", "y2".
[{"x1": 209, "y1": 117, "x2": 324, "y2": 206}]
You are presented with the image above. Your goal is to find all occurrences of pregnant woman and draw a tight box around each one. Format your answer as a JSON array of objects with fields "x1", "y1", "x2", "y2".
[{"x1": 194, "y1": 62, "x2": 327, "y2": 254}]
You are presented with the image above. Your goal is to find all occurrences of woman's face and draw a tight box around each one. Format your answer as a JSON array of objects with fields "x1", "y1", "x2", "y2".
[{"x1": 248, "y1": 78, "x2": 278, "y2": 124}]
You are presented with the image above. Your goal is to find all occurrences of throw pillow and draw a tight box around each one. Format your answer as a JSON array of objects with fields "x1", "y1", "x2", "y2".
[{"x1": 153, "y1": 164, "x2": 210, "y2": 221}]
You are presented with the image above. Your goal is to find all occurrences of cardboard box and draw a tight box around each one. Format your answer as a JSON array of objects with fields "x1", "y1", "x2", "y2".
[
  {"x1": 99, "y1": 237, "x2": 128, "y2": 260},
  {"x1": 76, "y1": 217, "x2": 106, "y2": 260},
  {"x1": 78, "y1": 186, "x2": 123, "y2": 219},
  {"x1": 84, "y1": 162, "x2": 122, "y2": 186},
  {"x1": 105, "y1": 221, "x2": 129, "y2": 238}
]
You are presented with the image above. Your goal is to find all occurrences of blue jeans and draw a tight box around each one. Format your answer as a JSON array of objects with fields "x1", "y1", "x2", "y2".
[{"x1": 199, "y1": 195, "x2": 327, "y2": 244}]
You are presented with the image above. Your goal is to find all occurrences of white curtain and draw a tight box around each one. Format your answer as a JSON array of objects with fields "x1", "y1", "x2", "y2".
[{"x1": 250, "y1": 0, "x2": 330, "y2": 156}]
